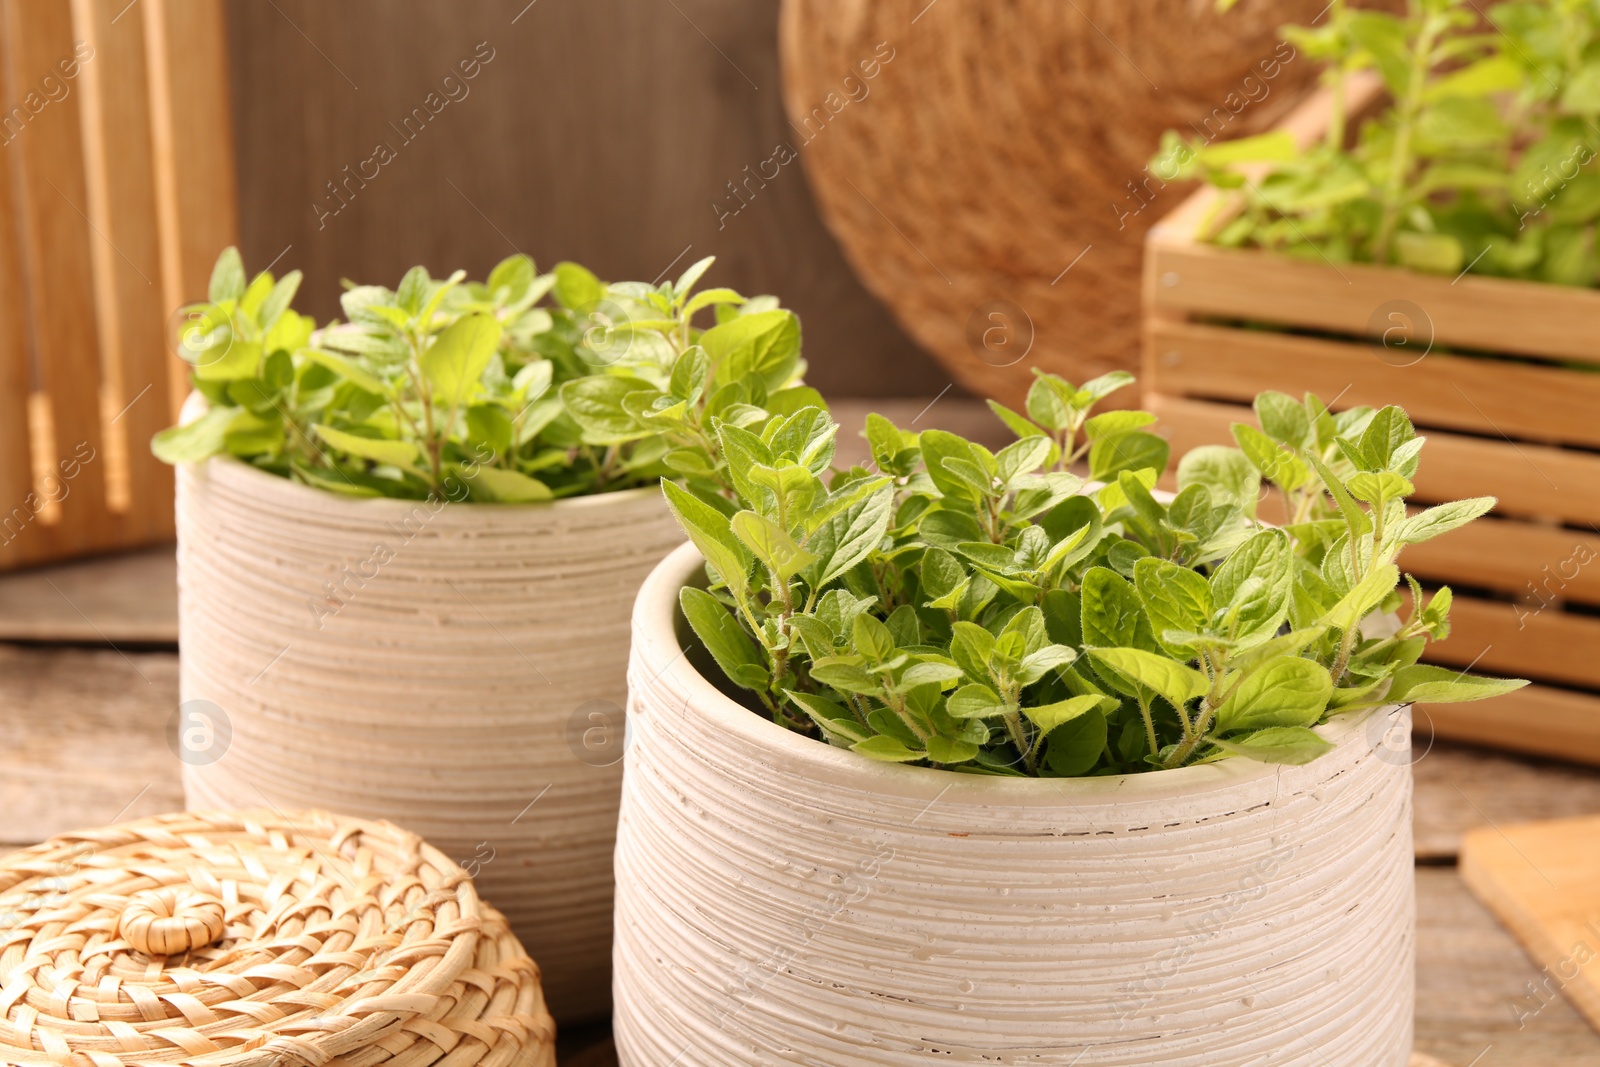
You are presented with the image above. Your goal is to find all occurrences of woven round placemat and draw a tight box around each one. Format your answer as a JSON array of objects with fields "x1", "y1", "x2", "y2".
[
  {"x1": 778, "y1": 0, "x2": 1324, "y2": 407},
  {"x1": 0, "y1": 810, "x2": 555, "y2": 1067}
]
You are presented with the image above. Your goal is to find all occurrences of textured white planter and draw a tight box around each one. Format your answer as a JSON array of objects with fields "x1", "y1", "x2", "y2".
[
  {"x1": 176, "y1": 454, "x2": 683, "y2": 1023},
  {"x1": 615, "y1": 542, "x2": 1415, "y2": 1065}
]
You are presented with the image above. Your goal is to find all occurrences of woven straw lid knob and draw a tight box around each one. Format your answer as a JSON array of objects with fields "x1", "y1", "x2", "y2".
[{"x1": 118, "y1": 886, "x2": 226, "y2": 956}]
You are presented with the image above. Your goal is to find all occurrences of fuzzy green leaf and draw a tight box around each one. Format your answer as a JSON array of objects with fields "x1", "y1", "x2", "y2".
[
  {"x1": 420, "y1": 313, "x2": 502, "y2": 408},
  {"x1": 1386, "y1": 665, "x2": 1529, "y2": 704},
  {"x1": 1087, "y1": 647, "x2": 1208, "y2": 711},
  {"x1": 313, "y1": 424, "x2": 422, "y2": 467},
  {"x1": 681, "y1": 587, "x2": 767, "y2": 692},
  {"x1": 1207, "y1": 726, "x2": 1334, "y2": 765},
  {"x1": 1392, "y1": 498, "x2": 1495, "y2": 545},
  {"x1": 851, "y1": 735, "x2": 924, "y2": 762},
  {"x1": 150, "y1": 407, "x2": 237, "y2": 464},
  {"x1": 662, "y1": 481, "x2": 751, "y2": 597},
  {"x1": 1215, "y1": 658, "x2": 1332, "y2": 733}
]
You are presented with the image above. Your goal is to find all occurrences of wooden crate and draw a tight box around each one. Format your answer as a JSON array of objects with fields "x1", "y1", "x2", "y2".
[
  {"x1": 0, "y1": 0, "x2": 236, "y2": 572},
  {"x1": 1143, "y1": 81, "x2": 1600, "y2": 766}
]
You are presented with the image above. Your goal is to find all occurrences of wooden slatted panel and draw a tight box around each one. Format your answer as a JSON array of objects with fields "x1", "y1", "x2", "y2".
[
  {"x1": 1149, "y1": 394, "x2": 1600, "y2": 528},
  {"x1": 74, "y1": 0, "x2": 173, "y2": 540},
  {"x1": 2, "y1": 0, "x2": 111, "y2": 559},
  {"x1": 1150, "y1": 320, "x2": 1600, "y2": 450},
  {"x1": 1146, "y1": 230, "x2": 1600, "y2": 368},
  {"x1": 145, "y1": 0, "x2": 238, "y2": 418},
  {"x1": 0, "y1": 0, "x2": 232, "y2": 572}
]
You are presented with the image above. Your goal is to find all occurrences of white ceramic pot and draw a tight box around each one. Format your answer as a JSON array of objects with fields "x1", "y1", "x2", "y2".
[
  {"x1": 614, "y1": 542, "x2": 1415, "y2": 1065},
  {"x1": 176, "y1": 455, "x2": 683, "y2": 1023}
]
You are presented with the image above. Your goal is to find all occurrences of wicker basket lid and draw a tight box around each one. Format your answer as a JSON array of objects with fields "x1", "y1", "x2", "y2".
[{"x1": 0, "y1": 811, "x2": 555, "y2": 1067}]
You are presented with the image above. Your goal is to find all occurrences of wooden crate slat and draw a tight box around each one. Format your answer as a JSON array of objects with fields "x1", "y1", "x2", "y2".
[
  {"x1": 1405, "y1": 518, "x2": 1600, "y2": 608},
  {"x1": 1150, "y1": 319, "x2": 1600, "y2": 450},
  {"x1": 0, "y1": 95, "x2": 38, "y2": 554},
  {"x1": 1147, "y1": 231, "x2": 1600, "y2": 368},
  {"x1": 1150, "y1": 394, "x2": 1600, "y2": 528},
  {"x1": 1151, "y1": 395, "x2": 1600, "y2": 607},
  {"x1": 2, "y1": 0, "x2": 111, "y2": 556},
  {"x1": 144, "y1": 0, "x2": 238, "y2": 421},
  {"x1": 1419, "y1": 593, "x2": 1600, "y2": 692},
  {"x1": 1421, "y1": 684, "x2": 1600, "y2": 766},
  {"x1": 75, "y1": 0, "x2": 174, "y2": 541}
]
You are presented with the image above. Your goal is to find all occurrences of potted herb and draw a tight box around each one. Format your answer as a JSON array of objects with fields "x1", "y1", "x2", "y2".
[
  {"x1": 155, "y1": 248, "x2": 814, "y2": 1022},
  {"x1": 1143, "y1": 0, "x2": 1600, "y2": 764},
  {"x1": 613, "y1": 372, "x2": 1522, "y2": 1063}
]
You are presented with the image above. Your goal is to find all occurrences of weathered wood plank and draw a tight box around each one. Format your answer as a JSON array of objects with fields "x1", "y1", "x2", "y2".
[
  {"x1": 1147, "y1": 218, "x2": 1600, "y2": 369},
  {"x1": 0, "y1": 644, "x2": 180, "y2": 847},
  {"x1": 0, "y1": 544, "x2": 177, "y2": 644},
  {"x1": 1413, "y1": 745, "x2": 1600, "y2": 862},
  {"x1": 1418, "y1": 595, "x2": 1600, "y2": 692},
  {"x1": 1425, "y1": 683, "x2": 1600, "y2": 770},
  {"x1": 0, "y1": 91, "x2": 33, "y2": 541}
]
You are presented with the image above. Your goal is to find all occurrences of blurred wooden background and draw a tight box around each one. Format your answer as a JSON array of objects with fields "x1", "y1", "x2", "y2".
[{"x1": 225, "y1": 0, "x2": 945, "y2": 400}]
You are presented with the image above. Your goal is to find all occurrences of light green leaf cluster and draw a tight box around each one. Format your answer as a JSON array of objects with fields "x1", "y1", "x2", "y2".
[
  {"x1": 153, "y1": 249, "x2": 808, "y2": 502},
  {"x1": 670, "y1": 371, "x2": 1526, "y2": 777},
  {"x1": 1168, "y1": 0, "x2": 1600, "y2": 285}
]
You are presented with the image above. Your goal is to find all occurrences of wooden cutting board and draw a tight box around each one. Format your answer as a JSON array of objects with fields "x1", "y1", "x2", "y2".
[{"x1": 1461, "y1": 815, "x2": 1600, "y2": 1033}]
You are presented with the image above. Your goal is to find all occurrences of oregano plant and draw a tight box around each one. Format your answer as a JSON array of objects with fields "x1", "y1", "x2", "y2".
[
  {"x1": 667, "y1": 371, "x2": 1525, "y2": 776},
  {"x1": 152, "y1": 248, "x2": 819, "y2": 500},
  {"x1": 1161, "y1": 0, "x2": 1600, "y2": 284}
]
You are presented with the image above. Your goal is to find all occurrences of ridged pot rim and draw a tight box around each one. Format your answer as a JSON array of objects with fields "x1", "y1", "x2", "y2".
[
  {"x1": 633, "y1": 540, "x2": 1389, "y2": 807},
  {"x1": 196, "y1": 453, "x2": 658, "y2": 518}
]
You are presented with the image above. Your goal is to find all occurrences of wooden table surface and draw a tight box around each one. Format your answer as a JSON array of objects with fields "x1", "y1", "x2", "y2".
[{"x1": 3, "y1": 542, "x2": 1599, "y2": 1066}]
